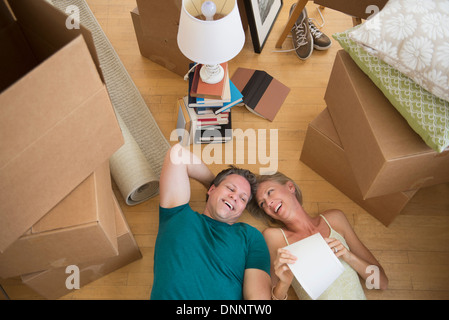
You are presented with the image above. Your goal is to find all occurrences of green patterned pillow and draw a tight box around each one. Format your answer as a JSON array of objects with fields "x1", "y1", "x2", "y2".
[{"x1": 333, "y1": 28, "x2": 449, "y2": 153}]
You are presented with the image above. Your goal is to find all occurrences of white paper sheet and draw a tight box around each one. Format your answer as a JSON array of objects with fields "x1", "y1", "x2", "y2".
[{"x1": 284, "y1": 233, "x2": 345, "y2": 300}]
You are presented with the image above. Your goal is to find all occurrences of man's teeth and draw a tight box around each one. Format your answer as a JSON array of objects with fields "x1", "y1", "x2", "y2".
[
  {"x1": 275, "y1": 203, "x2": 282, "y2": 213},
  {"x1": 224, "y1": 201, "x2": 234, "y2": 210}
]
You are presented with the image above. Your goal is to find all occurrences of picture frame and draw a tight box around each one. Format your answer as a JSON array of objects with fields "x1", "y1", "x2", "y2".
[{"x1": 243, "y1": 0, "x2": 283, "y2": 53}]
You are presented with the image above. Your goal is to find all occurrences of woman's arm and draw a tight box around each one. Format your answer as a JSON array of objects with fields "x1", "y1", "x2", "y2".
[
  {"x1": 324, "y1": 210, "x2": 389, "y2": 290},
  {"x1": 262, "y1": 228, "x2": 297, "y2": 299}
]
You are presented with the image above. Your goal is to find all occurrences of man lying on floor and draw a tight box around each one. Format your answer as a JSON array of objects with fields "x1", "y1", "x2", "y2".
[{"x1": 150, "y1": 143, "x2": 271, "y2": 300}]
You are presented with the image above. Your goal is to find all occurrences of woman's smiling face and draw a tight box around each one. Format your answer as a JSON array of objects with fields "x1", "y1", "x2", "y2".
[{"x1": 255, "y1": 180, "x2": 297, "y2": 221}]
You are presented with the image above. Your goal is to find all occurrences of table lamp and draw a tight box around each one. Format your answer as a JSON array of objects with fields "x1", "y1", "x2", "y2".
[{"x1": 177, "y1": 0, "x2": 245, "y2": 84}]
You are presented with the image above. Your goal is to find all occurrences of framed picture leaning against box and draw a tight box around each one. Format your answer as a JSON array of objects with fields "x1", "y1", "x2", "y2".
[{"x1": 244, "y1": 0, "x2": 283, "y2": 53}]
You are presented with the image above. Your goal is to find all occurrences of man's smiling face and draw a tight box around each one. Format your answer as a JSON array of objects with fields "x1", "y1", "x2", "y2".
[{"x1": 204, "y1": 174, "x2": 251, "y2": 225}]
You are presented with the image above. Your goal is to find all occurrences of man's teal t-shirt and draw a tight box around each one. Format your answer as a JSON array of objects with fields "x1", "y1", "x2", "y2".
[{"x1": 150, "y1": 203, "x2": 270, "y2": 300}]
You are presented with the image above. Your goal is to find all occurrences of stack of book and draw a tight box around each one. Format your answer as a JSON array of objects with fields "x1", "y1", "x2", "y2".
[{"x1": 177, "y1": 63, "x2": 243, "y2": 144}]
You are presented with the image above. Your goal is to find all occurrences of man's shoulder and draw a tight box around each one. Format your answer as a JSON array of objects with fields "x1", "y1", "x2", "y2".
[
  {"x1": 234, "y1": 222, "x2": 265, "y2": 241},
  {"x1": 235, "y1": 221, "x2": 259, "y2": 230},
  {"x1": 159, "y1": 202, "x2": 190, "y2": 212},
  {"x1": 159, "y1": 202, "x2": 198, "y2": 219}
]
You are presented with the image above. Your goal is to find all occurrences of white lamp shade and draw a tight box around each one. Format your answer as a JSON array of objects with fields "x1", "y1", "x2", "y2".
[{"x1": 177, "y1": 0, "x2": 245, "y2": 65}]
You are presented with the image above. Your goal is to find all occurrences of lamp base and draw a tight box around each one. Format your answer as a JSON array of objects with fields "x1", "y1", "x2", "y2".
[{"x1": 199, "y1": 64, "x2": 224, "y2": 84}]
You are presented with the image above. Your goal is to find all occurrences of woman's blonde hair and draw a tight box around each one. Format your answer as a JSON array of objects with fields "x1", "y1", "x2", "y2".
[{"x1": 247, "y1": 172, "x2": 303, "y2": 227}]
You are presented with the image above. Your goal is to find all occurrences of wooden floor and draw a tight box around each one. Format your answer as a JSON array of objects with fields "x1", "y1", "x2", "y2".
[{"x1": 2, "y1": 0, "x2": 449, "y2": 300}]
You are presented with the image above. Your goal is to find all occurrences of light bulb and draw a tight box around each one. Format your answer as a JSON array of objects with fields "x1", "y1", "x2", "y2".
[{"x1": 201, "y1": 1, "x2": 216, "y2": 21}]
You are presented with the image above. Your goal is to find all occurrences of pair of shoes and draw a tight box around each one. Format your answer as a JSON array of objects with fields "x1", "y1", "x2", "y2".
[
  {"x1": 289, "y1": 4, "x2": 331, "y2": 60},
  {"x1": 309, "y1": 19, "x2": 332, "y2": 51}
]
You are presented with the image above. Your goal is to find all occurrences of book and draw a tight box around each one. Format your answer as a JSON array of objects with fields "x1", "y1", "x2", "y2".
[
  {"x1": 284, "y1": 233, "x2": 345, "y2": 300},
  {"x1": 197, "y1": 119, "x2": 228, "y2": 126},
  {"x1": 196, "y1": 109, "x2": 229, "y2": 119},
  {"x1": 196, "y1": 111, "x2": 232, "y2": 144},
  {"x1": 190, "y1": 63, "x2": 229, "y2": 100},
  {"x1": 197, "y1": 113, "x2": 229, "y2": 121},
  {"x1": 231, "y1": 67, "x2": 290, "y2": 121},
  {"x1": 186, "y1": 100, "x2": 229, "y2": 127},
  {"x1": 196, "y1": 72, "x2": 231, "y2": 105},
  {"x1": 186, "y1": 64, "x2": 208, "y2": 108},
  {"x1": 176, "y1": 97, "x2": 192, "y2": 146},
  {"x1": 196, "y1": 95, "x2": 228, "y2": 106},
  {"x1": 214, "y1": 80, "x2": 244, "y2": 114},
  {"x1": 187, "y1": 63, "x2": 231, "y2": 108},
  {"x1": 194, "y1": 73, "x2": 231, "y2": 107},
  {"x1": 179, "y1": 96, "x2": 232, "y2": 144},
  {"x1": 195, "y1": 107, "x2": 217, "y2": 115}
]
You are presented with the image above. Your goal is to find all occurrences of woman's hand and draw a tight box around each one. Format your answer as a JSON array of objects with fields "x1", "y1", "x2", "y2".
[
  {"x1": 325, "y1": 237, "x2": 350, "y2": 260},
  {"x1": 273, "y1": 248, "x2": 297, "y2": 285}
]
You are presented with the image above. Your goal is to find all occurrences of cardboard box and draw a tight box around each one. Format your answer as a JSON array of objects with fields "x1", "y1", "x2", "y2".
[
  {"x1": 0, "y1": 0, "x2": 13, "y2": 28},
  {"x1": 300, "y1": 108, "x2": 417, "y2": 226},
  {"x1": 314, "y1": 0, "x2": 388, "y2": 20},
  {"x1": 131, "y1": 6, "x2": 191, "y2": 77},
  {"x1": 0, "y1": 162, "x2": 118, "y2": 279},
  {"x1": 136, "y1": 0, "x2": 181, "y2": 38},
  {"x1": 325, "y1": 51, "x2": 449, "y2": 199},
  {"x1": 21, "y1": 194, "x2": 142, "y2": 300},
  {"x1": 0, "y1": 0, "x2": 124, "y2": 252}
]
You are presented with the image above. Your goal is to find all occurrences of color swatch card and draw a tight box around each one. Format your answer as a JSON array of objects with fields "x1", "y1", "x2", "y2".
[{"x1": 231, "y1": 67, "x2": 290, "y2": 121}]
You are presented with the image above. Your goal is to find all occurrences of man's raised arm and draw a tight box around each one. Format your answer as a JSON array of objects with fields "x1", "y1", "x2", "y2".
[{"x1": 159, "y1": 144, "x2": 215, "y2": 208}]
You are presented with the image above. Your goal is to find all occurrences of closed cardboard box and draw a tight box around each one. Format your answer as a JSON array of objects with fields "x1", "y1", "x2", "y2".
[
  {"x1": 0, "y1": 162, "x2": 118, "y2": 279},
  {"x1": 301, "y1": 108, "x2": 416, "y2": 226},
  {"x1": 21, "y1": 194, "x2": 142, "y2": 300},
  {"x1": 130, "y1": 6, "x2": 191, "y2": 77},
  {"x1": 0, "y1": 0, "x2": 124, "y2": 252},
  {"x1": 325, "y1": 51, "x2": 449, "y2": 199}
]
